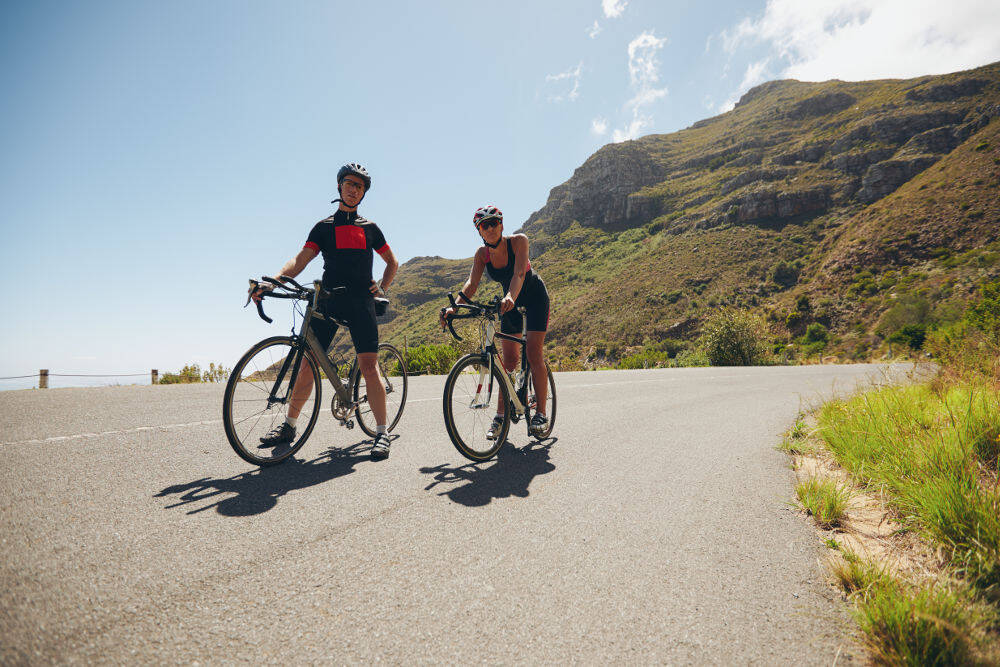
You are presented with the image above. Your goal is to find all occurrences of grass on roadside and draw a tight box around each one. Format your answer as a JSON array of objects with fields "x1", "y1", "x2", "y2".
[
  {"x1": 778, "y1": 416, "x2": 822, "y2": 456},
  {"x1": 795, "y1": 476, "x2": 852, "y2": 529},
  {"x1": 830, "y1": 548, "x2": 985, "y2": 665},
  {"x1": 818, "y1": 381, "x2": 1000, "y2": 592}
]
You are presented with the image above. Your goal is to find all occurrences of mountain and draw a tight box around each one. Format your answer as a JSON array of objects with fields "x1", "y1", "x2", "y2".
[{"x1": 381, "y1": 62, "x2": 1000, "y2": 367}]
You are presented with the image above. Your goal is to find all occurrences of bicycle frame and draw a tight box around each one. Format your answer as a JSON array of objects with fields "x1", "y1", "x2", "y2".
[
  {"x1": 470, "y1": 309, "x2": 530, "y2": 419},
  {"x1": 267, "y1": 282, "x2": 357, "y2": 415}
]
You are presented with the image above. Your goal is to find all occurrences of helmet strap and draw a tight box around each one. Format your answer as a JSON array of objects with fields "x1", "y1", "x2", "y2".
[
  {"x1": 483, "y1": 237, "x2": 502, "y2": 249},
  {"x1": 332, "y1": 184, "x2": 364, "y2": 210}
]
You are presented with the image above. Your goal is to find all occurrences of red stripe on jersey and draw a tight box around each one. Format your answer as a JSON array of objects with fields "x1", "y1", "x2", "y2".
[
  {"x1": 375, "y1": 243, "x2": 390, "y2": 256},
  {"x1": 304, "y1": 241, "x2": 320, "y2": 252},
  {"x1": 335, "y1": 225, "x2": 367, "y2": 250}
]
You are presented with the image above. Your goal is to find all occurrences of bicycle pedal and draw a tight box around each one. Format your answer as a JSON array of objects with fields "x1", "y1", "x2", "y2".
[{"x1": 345, "y1": 420, "x2": 354, "y2": 429}]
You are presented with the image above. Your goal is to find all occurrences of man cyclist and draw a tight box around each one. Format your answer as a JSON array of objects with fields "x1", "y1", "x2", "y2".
[{"x1": 252, "y1": 163, "x2": 399, "y2": 459}]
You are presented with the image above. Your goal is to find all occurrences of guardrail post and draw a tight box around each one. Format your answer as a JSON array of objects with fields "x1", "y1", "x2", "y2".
[
  {"x1": 39, "y1": 369, "x2": 48, "y2": 389},
  {"x1": 151, "y1": 369, "x2": 158, "y2": 384}
]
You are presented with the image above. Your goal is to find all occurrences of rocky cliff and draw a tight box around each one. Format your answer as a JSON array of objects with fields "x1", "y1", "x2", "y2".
[{"x1": 382, "y1": 62, "x2": 1000, "y2": 365}]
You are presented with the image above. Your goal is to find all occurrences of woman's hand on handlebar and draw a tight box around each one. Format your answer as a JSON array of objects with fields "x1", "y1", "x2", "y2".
[
  {"x1": 499, "y1": 293, "x2": 516, "y2": 315},
  {"x1": 439, "y1": 306, "x2": 456, "y2": 329}
]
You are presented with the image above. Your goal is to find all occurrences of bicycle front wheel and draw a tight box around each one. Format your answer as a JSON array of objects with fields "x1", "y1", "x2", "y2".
[
  {"x1": 222, "y1": 336, "x2": 321, "y2": 466},
  {"x1": 526, "y1": 361, "x2": 556, "y2": 440},
  {"x1": 443, "y1": 354, "x2": 511, "y2": 462},
  {"x1": 353, "y1": 343, "x2": 408, "y2": 436}
]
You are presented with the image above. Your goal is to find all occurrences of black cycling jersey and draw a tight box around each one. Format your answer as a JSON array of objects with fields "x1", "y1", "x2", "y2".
[
  {"x1": 305, "y1": 210, "x2": 390, "y2": 294},
  {"x1": 484, "y1": 236, "x2": 550, "y2": 333},
  {"x1": 484, "y1": 237, "x2": 540, "y2": 294}
]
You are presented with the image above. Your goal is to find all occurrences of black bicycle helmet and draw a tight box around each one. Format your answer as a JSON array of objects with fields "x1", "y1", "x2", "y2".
[{"x1": 337, "y1": 162, "x2": 371, "y2": 191}]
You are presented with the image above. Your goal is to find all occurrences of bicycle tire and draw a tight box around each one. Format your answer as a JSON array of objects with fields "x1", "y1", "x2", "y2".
[
  {"x1": 353, "y1": 343, "x2": 408, "y2": 436},
  {"x1": 222, "y1": 336, "x2": 322, "y2": 466},
  {"x1": 526, "y1": 361, "x2": 556, "y2": 440},
  {"x1": 443, "y1": 354, "x2": 511, "y2": 461}
]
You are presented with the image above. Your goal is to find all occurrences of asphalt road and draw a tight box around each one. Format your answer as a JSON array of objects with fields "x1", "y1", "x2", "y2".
[{"x1": 0, "y1": 364, "x2": 918, "y2": 664}]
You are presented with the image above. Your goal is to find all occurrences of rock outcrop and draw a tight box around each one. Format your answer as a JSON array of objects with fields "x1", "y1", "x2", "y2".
[
  {"x1": 905, "y1": 78, "x2": 988, "y2": 102},
  {"x1": 858, "y1": 156, "x2": 941, "y2": 203},
  {"x1": 720, "y1": 168, "x2": 790, "y2": 195},
  {"x1": 773, "y1": 141, "x2": 830, "y2": 165},
  {"x1": 718, "y1": 185, "x2": 830, "y2": 226},
  {"x1": 824, "y1": 147, "x2": 896, "y2": 175},
  {"x1": 787, "y1": 92, "x2": 856, "y2": 119},
  {"x1": 521, "y1": 142, "x2": 666, "y2": 233},
  {"x1": 830, "y1": 111, "x2": 965, "y2": 153}
]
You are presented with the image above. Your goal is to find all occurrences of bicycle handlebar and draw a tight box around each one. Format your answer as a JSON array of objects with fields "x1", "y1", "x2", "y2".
[
  {"x1": 440, "y1": 292, "x2": 504, "y2": 341},
  {"x1": 245, "y1": 277, "x2": 367, "y2": 325}
]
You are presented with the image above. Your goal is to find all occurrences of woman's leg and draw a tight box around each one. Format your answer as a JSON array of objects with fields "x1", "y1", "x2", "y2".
[
  {"x1": 496, "y1": 338, "x2": 519, "y2": 416},
  {"x1": 526, "y1": 330, "x2": 547, "y2": 415}
]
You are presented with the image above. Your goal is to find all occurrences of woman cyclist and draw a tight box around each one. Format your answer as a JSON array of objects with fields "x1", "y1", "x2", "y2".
[{"x1": 440, "y1": 205, "x2": 551, "y2": 438}]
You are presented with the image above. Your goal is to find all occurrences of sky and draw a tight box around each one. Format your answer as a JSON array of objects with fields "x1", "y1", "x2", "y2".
[{"x1": 2, "y1": 0, "x2": 999, "y2": 390}]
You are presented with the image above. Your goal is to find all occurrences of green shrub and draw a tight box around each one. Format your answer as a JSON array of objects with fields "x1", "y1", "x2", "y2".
[
  {"x1": 674, "y1": 349, "x2": 710, "y2": 367},
  {"x1": 702, "y1": 309, "x2": 770, "y2": 366},
  {"x1": 771, "y1": 260, "x2": 801, "y2": 288},
  {"x1": 965, "y1": 279, "x2": 1000, "y2": 343},
  {"x1": 887, "y1": 324, "x2": 926, "y2": 350},
  {"x1": 877, "y1": 293, "x2": 932, "y2": 336},
  {"x1": 159, "y1": 363, "x2": 205, "y2": 384},
  {"x1": 405, "y1": 343, "x2": 461, "y2": 375}
]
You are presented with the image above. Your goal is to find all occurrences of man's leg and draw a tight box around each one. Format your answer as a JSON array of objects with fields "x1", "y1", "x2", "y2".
[
  {"x1": 287, "y1": 358, "x2": 314, "y2": 420},
  {"x1": 358, "y1": 352, "x2": 387, "y2": 426}
]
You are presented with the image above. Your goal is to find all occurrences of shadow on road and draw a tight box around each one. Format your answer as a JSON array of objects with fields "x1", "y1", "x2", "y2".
[
  {"x1": 419, "y1": 438, "x2": 557, "y2": 506},
  {"x1": 155, "y1": 440, "x2": 374, "y2": 516}
]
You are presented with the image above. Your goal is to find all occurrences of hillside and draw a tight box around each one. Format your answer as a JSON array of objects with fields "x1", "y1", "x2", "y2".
[{"x1": 380, "y1": 62, "x2": 1000, "y2": 367}]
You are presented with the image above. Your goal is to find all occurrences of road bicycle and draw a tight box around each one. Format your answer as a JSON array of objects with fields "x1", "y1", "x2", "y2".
[
  {"x1": 222, "y1": 276, "x2": 407, "y2": 466},
  {"x1": 440, "y1": 292, "x2": 556, "y2": 461}
]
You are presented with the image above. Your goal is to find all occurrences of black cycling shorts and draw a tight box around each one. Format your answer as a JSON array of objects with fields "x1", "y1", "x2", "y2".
[
  {"x1": 500, "y1": 278, "x2": 550, "y2": 334},
  {"x1": 309, "y1": 294, "x2": 379, "y2": 354}
]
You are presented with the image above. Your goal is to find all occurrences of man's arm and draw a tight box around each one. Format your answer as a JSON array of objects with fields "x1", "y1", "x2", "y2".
[
  {"x1": 376, "y1": 247, "x2": 399, "y2": 293},
  {"x1": 277, "y1": 246, "x2": 318, "y2": 282},
  {"x1": 253, "y1": 247, "x2": 317, "y2": 302}
]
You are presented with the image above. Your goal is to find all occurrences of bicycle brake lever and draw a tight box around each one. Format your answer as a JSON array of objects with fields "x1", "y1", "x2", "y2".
[{"x1": 278, "y1": 275, "x2": 306, "y2": 291}]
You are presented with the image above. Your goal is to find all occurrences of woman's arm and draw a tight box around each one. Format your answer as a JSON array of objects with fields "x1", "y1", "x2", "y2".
[
  {"x1": 457, "y1": 247, "x2": 487, "y2": 303},
  {"x1": 506, "y1": 234, "x2": 531, "y2": 301}
]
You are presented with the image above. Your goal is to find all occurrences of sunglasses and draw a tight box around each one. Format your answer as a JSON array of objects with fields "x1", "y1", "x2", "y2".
[{"x1": 476, "y1": 218, "x2": 501, "y2": 230}]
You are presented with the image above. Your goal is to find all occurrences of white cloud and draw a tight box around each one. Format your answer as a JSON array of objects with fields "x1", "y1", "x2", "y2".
[
  {"x1": 602, "y1": 0, "x2": 627, "y2": 19},
  {"x1": 612, "y1": 31, "x2": 668, "y2": 142},
  {"x1": 545, "y1": 62, "x2": 583, "y2": 102},
  {"x1": 717, "y1": 0, "x2": 1000, "y2": 106},
  {"x1": 591, "y1": 117, "x2": 609, "y2": 135},
  {"x1": 588, "y1": 20, "x2": 602, "y2": 39}
]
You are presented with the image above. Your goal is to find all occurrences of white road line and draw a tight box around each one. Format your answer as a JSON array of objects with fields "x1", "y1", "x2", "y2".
[
  {"x1": 2, "y1": 420, "x2": 223, "y2": 446},
  {"x1": 1, "y1": 369, "x2": 887, "y2": 446}
]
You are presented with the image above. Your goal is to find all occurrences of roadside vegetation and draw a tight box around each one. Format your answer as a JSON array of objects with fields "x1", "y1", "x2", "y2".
[
  {"x1": 158, "y1": 362, "x2": 231, "y2": 384},
  {"x1": 782, "y1": 282, "x2": 1000, "y2": 663}
]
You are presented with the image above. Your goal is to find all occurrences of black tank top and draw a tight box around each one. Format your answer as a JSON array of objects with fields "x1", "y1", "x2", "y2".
[{"x1": 484, "y1": 237, "x2": 542, "y2": 299}]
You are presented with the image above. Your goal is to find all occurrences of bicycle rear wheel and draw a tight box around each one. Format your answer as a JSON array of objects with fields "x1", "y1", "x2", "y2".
[
  {"x1": 353, "y1": 343, "x2": 408, "y2": 436},
  {"x1": 222, "y1": 336, "x2": 321, "y2": 466},
  {"x1": 443, "y1": 354, "x2": 511, "y2": 461},
  {"x1": 526, "y1": 361, "x2": 556, "y2": 440}
]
